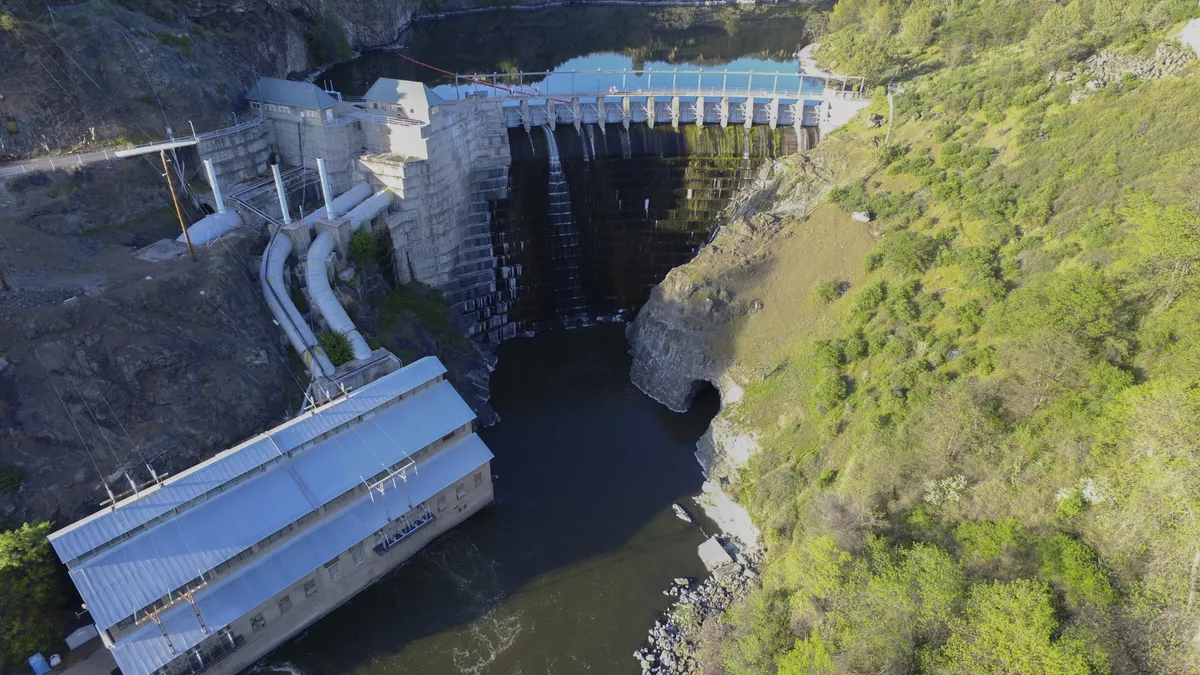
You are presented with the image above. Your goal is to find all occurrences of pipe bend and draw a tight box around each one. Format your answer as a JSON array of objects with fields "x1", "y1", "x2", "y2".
[
  {"x1": 262, "y1": 234, "x2": 336, "y2": 378},
  {"x1": 306, "y1": 232, "x2": 373, "y2": 361}
]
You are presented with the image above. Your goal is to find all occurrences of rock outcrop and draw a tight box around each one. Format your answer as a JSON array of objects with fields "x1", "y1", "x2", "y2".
[
  {"x1": 1052, "y1": 42, "x2": 1195, "y2": 90},
  {"x1": 0, "y1": 227, "x2": 294, "y2": 525}
]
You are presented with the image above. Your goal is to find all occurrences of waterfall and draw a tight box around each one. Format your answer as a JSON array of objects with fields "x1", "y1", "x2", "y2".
[
  {"x1": 585, "y1": 125, "x2": 598, "y2": 162},
  {"x1": 542, "y1": 126, "x2": 586, "y2": 322}
]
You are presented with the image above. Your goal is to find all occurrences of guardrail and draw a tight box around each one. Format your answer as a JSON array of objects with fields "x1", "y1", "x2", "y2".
[
  {"x1": 0, "y1": 114, "x2": 268, "y2": 178},
  {"x1": 449, "y1": 68, "x2": 866, "y2": 101},
  {"x1": 323, "y1": 111, "x2": 423, "y2": 128}
]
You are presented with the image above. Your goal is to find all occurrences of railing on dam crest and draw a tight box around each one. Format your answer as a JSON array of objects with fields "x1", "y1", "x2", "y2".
[{"x1": 447, "y1": 68, "x2": 866, "y2": 102}]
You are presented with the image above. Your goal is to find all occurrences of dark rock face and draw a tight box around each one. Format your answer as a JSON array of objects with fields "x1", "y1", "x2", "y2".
[
  {"x1": 0, "y1": 0, "x2": 424, "y2": 161},
  {"x1": 0, "y1": 232, "x2": 294, "y2": 525}
]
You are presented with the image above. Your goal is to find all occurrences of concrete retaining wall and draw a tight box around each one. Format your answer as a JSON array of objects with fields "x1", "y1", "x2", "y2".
[{"x1": 197, "y1": 125, "x2": 271, "y2": 187}]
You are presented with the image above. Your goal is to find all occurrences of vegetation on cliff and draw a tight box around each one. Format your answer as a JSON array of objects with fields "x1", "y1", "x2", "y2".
[
  {"x1": 0, "y1": 522, "x2": 65, "y2": 670},
  {"x1": 706, "y1": 1, "x2": 1200, "y2": 673}
]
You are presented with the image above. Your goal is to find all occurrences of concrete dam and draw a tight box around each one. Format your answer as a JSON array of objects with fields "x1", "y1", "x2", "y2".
[{"x1": 161, "y1": 70, "x2": 867, "y2": 364}]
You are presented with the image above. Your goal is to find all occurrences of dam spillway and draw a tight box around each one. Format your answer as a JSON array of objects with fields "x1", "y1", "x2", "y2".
[{"x1": 477, "y1": 123, "x2": 803, "y2": 340}]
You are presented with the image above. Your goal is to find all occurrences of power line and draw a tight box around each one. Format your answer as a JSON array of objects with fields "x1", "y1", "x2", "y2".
[{"x1": 33, "y1": 348, "x2": 111, "y2": 492}]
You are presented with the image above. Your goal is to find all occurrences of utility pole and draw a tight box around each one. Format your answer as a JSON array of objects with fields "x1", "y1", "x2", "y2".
[
  {"x1": 0, "y1": 266, "x2": 8, "y2": 291},
  {"x1": 162, "y1": 150, "x2": 195, "y2": 261}
]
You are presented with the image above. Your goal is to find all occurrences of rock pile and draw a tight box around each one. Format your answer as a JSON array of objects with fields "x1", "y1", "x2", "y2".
[
  {"x1": 1053, "y1": 43, "x2": 1195, "y2": 89},
  {"x1": 634, "y1": 538, "x2": 762, "y2": 675}
]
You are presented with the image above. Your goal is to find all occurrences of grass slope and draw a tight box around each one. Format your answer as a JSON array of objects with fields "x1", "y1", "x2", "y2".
[{"x1": 705, "y1": 1, "x2": 1200, "y2": 673}]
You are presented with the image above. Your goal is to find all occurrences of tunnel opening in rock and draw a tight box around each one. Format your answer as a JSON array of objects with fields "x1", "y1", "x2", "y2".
[{"x1": 686, "y1": 379, "x2": 721, "y2": 415}]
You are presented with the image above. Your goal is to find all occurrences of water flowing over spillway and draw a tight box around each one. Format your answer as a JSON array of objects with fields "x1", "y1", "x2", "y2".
[
  {"x1": 481, "y1": 123, "x2": 797, "y2": 341},
  {"x1": 541, "y1": 126, "x2": 588, "y2": 324}
]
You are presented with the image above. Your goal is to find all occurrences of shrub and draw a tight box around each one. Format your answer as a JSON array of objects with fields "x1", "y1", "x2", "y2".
[
  {"x1": 814, "y1": 340, "x2": 845, "y2": 368},
  {"x1": 812, "y1": 371, "x2": 848, "y2": 412},
  {"x1": 879, "y1": 230, "x2": 941, "y2": 276},
  {"x1": 317, "y1": 330, "x2": 353, "y2": 366},
  {"x1": 349, "y1": 229, "x2": 378, "y2": 266},
  {"x1": 955, "y1": 519, "x2": 1027, "y2": 562},
  {"x1": 851, "y1": 279, "x2": 888, "y2": 319},
  {"x1": 1037, "y1": 535, "x2": 1116, "y2": 608},
  {"x1": 306, "y1": 8, "x2": 353, "y2": 65},
  {"x1": 954, "y1": 299, "x2": 986, "y2": 334},
  {"x1": 933, "y1": 120, "x2": 959, "y2": 142},
  {"x1": 814, "y1": 281, "x2": 842, "y2": 304},
  {"x1": 0, "y1": 466, "x2": 21, "y2": 493}
]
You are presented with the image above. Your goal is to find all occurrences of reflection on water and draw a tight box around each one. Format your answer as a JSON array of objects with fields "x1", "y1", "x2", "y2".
[
  {"x1": 257, "y1": 326, "x2": 720, "y2": 675},
  {"x1": 319, "y1": 4, "x2": 825, "y2": 96}
]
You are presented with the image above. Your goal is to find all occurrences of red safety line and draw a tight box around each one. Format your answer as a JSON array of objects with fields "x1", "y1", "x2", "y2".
[{"x1": 392, "y1": 52, "x2": 573, "y2": 104}]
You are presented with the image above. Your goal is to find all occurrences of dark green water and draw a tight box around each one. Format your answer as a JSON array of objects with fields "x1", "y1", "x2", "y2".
[{"x1": 258, "y1": 326, "x2": 719, "y2": 675}]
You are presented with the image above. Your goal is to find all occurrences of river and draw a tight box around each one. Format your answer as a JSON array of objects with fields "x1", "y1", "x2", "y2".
[{"x1": 258, "y1": 7, "x2": 816, "y2": 674}]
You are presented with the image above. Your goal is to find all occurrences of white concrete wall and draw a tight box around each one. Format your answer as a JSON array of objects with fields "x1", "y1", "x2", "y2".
[
  {"x1": 366, "y1": 102, "x2": 510, "y2": 328},
  {"x1": 197, "y1": 125, "x2": 271, "y2": 187}
]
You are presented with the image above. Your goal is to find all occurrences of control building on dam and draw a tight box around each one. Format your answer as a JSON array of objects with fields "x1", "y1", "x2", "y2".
[
  {"x1": 50, "y1": 356, "x2": 495, "y2": 675},
  {"x1": 186, "y1": 70, "x2": 867, "y2": 349}
]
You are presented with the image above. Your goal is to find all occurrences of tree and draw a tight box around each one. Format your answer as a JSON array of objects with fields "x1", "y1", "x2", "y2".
[
  {"x1": 901, "y1": 8, "x2": 936, "y2": 49},
  {"x1": 817, "y1": 28, "x2": 904, "y2": 83},
  {"x1": 1121, "y1": 192, "x2": 1200, "y2": 309},
  {"x1": 927, "y1": 579, "x2": 1092, "y2": 675},
  {"x1": 879, "y1": 231, "x2": 941, "y2": 277},
  {"x1": 1, "y1": 522, "x2": 63, "y2": 671},
  {"x1": 777, "y1": 631, "x2": 836, "y2": 675},
  {"x1": 1002, "y1": 268, "x2": 1122, "y2": 346}
]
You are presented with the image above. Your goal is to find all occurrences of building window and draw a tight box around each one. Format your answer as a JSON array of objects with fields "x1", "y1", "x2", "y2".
[
  {"x1": 351, "y1": 545, "x2": 365, "y2": 566},
  {"x1": 437, "y1": 495, "x2": 447, "y2": 512},
  {"x1": 325, "y1": 557, "x2": 341, "y2": 582},
  {"x1": 251, "y1": 614, "x2": 266, "y2": 632},
  {"x1": 278, "y1": 595, "x2": 292, "y2": 614},
  {"x1": 279, "y1": 106, "x2": 291, "y2": 113},
  {"x1": 304, "y1": 580, "x2": 318, "y2": 597},
  {"x1": 251, "y1": 102, "x2": 261, "y2": 109},
  {"x1": 266, "y1": 104, "x2": 277, "y2": 112},
  {"x1": 474, "y1": 472, "x2": 483, "y2": 488},
  {"x1": 456, "y1": 484, "x2": 467, "y2": 500}
]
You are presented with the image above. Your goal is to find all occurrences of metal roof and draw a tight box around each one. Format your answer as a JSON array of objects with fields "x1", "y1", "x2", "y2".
[
  {"x1": 363, "y1": 78, "x2": 444, "y2": 107},
  {"x1": 246, "y1": 78, "x2": 339, "y2": 111},
  {"x1": 50, "y1": 358, "x2": 447, "y2": 564},
  {"x1": 70, "y1": 378, "x2": 473, "y2": 631},
  {"x1": 109, "y1": 434, "x2": 493, "y2": 675}
]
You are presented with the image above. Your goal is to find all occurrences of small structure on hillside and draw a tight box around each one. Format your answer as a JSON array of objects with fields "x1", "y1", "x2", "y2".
[
  {"x1": 363, "y1": 78, "x2": 444, "y2": 124},
  {"x1": 247, "y1": 78, "x2": 338, "y2": 123}
]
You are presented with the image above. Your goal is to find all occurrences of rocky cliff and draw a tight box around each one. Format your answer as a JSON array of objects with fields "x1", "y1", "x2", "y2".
[
  {"x1": 0, "y1": 0, "x2": 428, "y2": 160},
  {"x1": 626, "y1": 133, "x2": 876, "y2": 542},
  {"x1": 0, "y1": 163, "x2": 297, "y2": 524}
]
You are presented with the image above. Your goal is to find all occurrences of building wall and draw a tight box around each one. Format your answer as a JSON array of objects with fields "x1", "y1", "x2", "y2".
[{"x1": 153, "y1": 463, "x2": 494, "y2": 675}]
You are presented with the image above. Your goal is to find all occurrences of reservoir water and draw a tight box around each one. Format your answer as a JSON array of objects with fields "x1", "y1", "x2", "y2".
[{"x1": 265, "y1": 7, "x2": 817, "y2": 673}]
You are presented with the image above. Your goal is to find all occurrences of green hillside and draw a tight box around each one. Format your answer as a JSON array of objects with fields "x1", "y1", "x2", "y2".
[{"x1": 710, "y1": 1, "x2": 1200, "y2": 673}]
